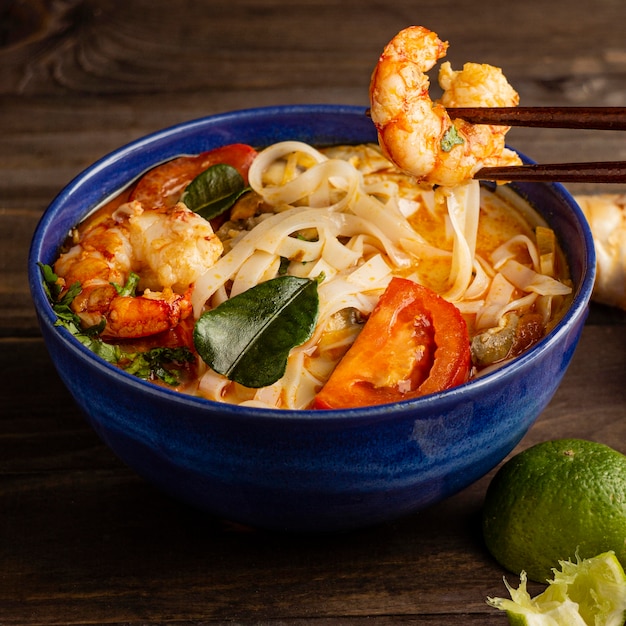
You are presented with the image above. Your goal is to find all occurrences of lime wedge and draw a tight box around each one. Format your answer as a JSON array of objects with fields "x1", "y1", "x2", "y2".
[{"x1": 487, "y1": 551, "x2": 626, "y2": 626}]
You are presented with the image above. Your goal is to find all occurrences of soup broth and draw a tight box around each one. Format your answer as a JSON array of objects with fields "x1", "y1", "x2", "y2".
[{"x1": 47, "y1": 142, "x2": 572, "y2": 409}]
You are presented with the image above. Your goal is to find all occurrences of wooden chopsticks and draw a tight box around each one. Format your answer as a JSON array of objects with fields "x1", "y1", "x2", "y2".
[
  {"x1": 446, "y1": 106, "x2": 626, "y2": 130},
  {"x1": 474, "y1": 161, "x2": 626, "y2": 183},
  {"x1": 446, "y1": 107, "x2": 626, "y2": 183},
  {"x1": 364, "y1": 106, "x2": 626, "y2": 182}
]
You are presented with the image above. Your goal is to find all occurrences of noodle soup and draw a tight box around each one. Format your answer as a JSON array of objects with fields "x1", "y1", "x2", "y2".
[{"x1": 44, "y1": 141, "x2": 572, "y2": 410}]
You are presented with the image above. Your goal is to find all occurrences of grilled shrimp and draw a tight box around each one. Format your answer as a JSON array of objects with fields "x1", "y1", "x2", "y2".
[
  {"x1": 54, "y1": 200, "x2": 223, "y2": 339},
  {"x1": 369, "y1": 25, "x2": 522, "y2": 187}
]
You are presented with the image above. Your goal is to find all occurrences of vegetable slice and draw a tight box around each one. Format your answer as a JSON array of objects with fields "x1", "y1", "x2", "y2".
[
  {"x1": 193, "y1": 276, "x2": 319, "y2": 388},
  {"x1": 313, "y1": 277, "x2": 471, "y2": 409}
]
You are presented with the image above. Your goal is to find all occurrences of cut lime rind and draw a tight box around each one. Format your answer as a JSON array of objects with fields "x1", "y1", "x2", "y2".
[{"x1": 487, "y1": 551, "x2": 626, "y2": 626}]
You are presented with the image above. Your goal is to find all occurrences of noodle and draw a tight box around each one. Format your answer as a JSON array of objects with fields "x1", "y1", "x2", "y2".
[
  {"x1": 190, "y1": 142, "x2": 572, "y2": 408},
  {"x1": 52, "y1": 140, "x2": 573, "y2": 410}
]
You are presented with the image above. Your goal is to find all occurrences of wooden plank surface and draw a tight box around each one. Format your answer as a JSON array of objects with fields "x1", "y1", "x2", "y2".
[{"x1": 1, "y1": 0, "x2": 625, "y2": 624}]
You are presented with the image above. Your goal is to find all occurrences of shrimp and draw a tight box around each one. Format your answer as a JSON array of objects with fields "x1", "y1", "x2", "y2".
[
  {"x1": 129, "y1": 144, "x2": 258, "y2": 210},
  {"x1": 369, "y1": 25, "x2": 522, "y2": 187},
  {"x1": 54, "y1": 200, "x2": 224, "y2": 339}
]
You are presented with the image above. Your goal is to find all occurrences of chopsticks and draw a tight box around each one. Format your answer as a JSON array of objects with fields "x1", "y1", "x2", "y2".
[
  {"x1": 446, "y1": 106, "x2": 626, "y2": 130},
  {"x1": 364, "y1": 106, "x2": 626, "y2": 182},
  {"x1": 446, "y1": 107, "x2": 626, "y2": 183},
  {"x1": 474, "y1": 162, "x2": 626, "y2": 184}
]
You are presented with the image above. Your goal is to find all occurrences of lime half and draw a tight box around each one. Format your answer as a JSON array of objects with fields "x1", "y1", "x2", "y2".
[{"x1": 487, "y1": 551, "x2": 626, "y2": 626}]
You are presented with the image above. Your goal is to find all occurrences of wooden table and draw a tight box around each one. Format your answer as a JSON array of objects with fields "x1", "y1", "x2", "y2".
[{"x1": 2, "y1": 1, "x2": 625, "y2": 623}]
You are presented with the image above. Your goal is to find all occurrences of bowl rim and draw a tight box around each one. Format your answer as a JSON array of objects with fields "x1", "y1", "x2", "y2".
[{"x1": 28, "y1": 104, "x2": 596, "y2": 424}]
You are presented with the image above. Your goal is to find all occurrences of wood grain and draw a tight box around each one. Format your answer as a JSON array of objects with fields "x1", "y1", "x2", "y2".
[
  {"x1": 0, "y1": 326, "x2": 624, "y2": 624},
  {"x1": 1, "y1": 1, "x2": 626, "y2": 623}
]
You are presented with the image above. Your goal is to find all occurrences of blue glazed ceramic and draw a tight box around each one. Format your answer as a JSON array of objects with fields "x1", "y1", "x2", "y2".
[{"x1": 28, "y1": 105, "x2": 596, "y2": 532}]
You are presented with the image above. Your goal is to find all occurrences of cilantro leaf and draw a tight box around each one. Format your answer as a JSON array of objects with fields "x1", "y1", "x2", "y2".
[
  {"x1": 441, "y1": 126, "x2": 465, "y2": 152},
  {"x1": 38, "y1": 263, "x2": 194, "y2": 386},
  {"x1": 120, "y1": 347, "x2": 195, "y2": 386},
  {"x1": 113, "y1": 272, "x2": 140, "y2": 297}
]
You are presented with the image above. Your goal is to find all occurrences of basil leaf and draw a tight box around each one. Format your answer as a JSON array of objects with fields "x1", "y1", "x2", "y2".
[
  {"x1": 181, "y1": 163, "x2": 249, "y2": 220},
  {"x1": 193, "y1": 276, "x2": 319, "y2": 388},
  {"x1": 441, "y1": 125, "x2": 464, "y2": 152}
]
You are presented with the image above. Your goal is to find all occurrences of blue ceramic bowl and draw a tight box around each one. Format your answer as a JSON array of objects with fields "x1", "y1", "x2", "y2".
[{"x1": 28, "y1": 105, "x2": 595, "y2": 532}]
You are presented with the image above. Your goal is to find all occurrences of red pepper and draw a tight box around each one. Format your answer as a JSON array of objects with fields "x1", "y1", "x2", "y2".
[
  {"x1": 313, "y1": 277, "x2": 471, "y2": 409},
  {"x1": 129, "y1": 143, "x2": 258, "y2": 210}
]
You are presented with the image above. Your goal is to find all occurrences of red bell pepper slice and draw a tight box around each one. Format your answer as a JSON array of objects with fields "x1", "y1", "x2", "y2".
[
  {"x1": 313, "y1": 277, "x2": 471, "y2": 409},
  {"x1": 129, "y1": 143, "x2": 258, "y2": 209}
]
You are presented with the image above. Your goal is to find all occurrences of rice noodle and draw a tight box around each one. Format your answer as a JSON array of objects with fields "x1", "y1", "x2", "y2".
[
  {"x1": 498, "y1": 259, "x2": 572, "y2": 296},
  {"x1": 491, "y1": 234, "x2": 541, "y2": 272},
  {"x1": 439, "y1": 182, "x2": 480, "y2": 301},
  {"x1": 187, "y1": 141, "x2": 572, "y2": 409}
]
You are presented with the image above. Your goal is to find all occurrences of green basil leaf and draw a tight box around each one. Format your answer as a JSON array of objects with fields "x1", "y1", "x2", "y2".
[
  {"x1": 181, "y1": 163, "x2": 249, "y2": 220},
  {"x1": 193, "y1": 276, "x2": 319, "y2": 388},
  {"x1": 441, "y1": 125, "x2": 465, "y2": 152}
]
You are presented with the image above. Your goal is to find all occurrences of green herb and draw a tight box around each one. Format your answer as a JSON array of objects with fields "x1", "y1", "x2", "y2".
[
  {"x1": 39, "y1": 262, "x2": 103, "y2": 338},
  {"x1": 38, "y1": 263, "x2": 193, "y2": 385},
  {"x1": 181, "y1": 163, "x2": 250, "y2": 220},
  {"x1": 39, "y1": 262, "x2": 63, "y2": 301},
  {"x1": 112, "y1": 272, "x2": 140, "y2": 297},
  {"x1": 441, "y1": 125, "x2": 465, "y2": 152},
  {"x1": 193, "y1": 275, "x2": 320, "y2": 388},
  {"x1": 119, "y1": 346, "x2": 195, "y2": 386}
]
